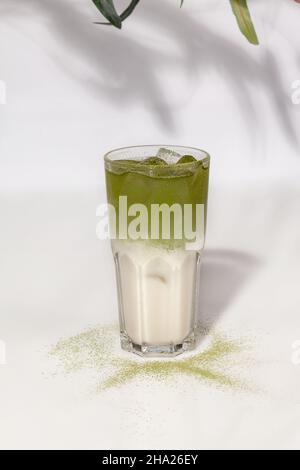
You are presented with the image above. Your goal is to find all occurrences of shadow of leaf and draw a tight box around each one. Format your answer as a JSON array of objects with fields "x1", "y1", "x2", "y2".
[{"x1": 1, "y1": 0, "x2": 298, "y2": 145}]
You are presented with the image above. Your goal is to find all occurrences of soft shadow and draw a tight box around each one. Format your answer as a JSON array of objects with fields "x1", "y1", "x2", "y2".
[
  {"x1": 1, "y1": 0, "x2": 298, "y2": 145},
  {"x1": 197, "y1": 249, "x2": 261, "y2": 333}
]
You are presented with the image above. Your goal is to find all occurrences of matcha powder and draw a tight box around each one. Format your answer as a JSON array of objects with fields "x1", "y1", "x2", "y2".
[{"x1": 49, "y1": 325, "x2": 254, "y2": 393}]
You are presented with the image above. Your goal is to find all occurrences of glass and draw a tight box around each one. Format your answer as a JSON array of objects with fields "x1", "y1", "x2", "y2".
[{"x1": 104, "y1": 145, "x2": 210, "y2": 357}]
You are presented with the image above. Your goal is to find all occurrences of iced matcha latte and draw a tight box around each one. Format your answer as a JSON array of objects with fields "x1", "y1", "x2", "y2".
[{"x1": 104, "y1": 145, "x2": 210, "y2": 356}]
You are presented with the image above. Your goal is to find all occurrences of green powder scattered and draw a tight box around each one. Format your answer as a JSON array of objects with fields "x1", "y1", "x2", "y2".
[
  {"x1": 49, "y1": 325, "x2": 253, "y2": 393},
  {"x1": 49, "y1": 325, "x2": 116, "y2": 374}
]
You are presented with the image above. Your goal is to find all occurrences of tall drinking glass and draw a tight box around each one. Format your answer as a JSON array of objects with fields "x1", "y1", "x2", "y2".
[{"x1": 104, "y1": 145, "x2": 210, "y2": 357}]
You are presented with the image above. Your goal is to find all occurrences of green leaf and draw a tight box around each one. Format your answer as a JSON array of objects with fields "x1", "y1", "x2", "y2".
[
  {"x1": 229, "y1": 0, "x2": 259, "y2": 45},
  {"x1": 94, "y1": 0, "x2": 141, "y2": 26},
  {"x1": 120, "y1": 0, "x2": 141, "y2": 21},
  {"x1": 92, "y1": 0, "x2": 122, "y2": 29}
]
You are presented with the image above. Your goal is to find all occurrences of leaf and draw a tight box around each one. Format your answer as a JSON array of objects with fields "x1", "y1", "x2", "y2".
[
  {"x1": 94, "y1": 0, "x2": 141, "y2": 26},
  {"x1": 92, "y1": 0, "x2": 122, "y2": 29},
  {"x1": 120, "y1": 0, "x2": 141, "y2": 21},
  {"x1": 229, "y1": 0, "x2": 259, "y2": 45}
]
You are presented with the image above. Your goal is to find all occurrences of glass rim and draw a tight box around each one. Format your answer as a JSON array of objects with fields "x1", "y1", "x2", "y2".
[{"x1": 104, "y1": 145, "x2": 210, "y2": 163}]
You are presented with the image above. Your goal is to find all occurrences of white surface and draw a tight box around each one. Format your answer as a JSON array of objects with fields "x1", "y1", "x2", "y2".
[{"x1": 1, "y1": 0, "x2": 300, "y2": 450}]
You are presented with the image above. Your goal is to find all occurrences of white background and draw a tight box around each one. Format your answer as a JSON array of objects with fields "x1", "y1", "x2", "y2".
[{"x1": 1, "y1": 0, "x2": 300, "y2": 450}]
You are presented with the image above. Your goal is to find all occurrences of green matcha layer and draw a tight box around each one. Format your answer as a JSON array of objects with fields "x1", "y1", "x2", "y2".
[{"x1": 105, "y1": 154, "x2": 210, "y2": 246}]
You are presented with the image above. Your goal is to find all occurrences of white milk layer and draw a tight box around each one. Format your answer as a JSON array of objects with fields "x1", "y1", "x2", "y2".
[{"x1": 112, "y1": 241, "x2": 199, "y2": 345}]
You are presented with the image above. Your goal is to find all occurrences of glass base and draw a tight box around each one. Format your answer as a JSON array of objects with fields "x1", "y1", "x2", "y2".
[{"x1": 120, "y1": 331, "x2": 196, "y2": 358}]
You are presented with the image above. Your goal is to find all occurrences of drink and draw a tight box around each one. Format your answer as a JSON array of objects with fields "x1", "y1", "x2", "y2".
[{"x1": 104, "y1": 146, "x2": 210, "y2": 357}]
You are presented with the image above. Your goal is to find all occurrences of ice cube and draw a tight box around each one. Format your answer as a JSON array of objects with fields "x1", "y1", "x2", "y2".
[
  {"x1": 141, "y1": 157, "x2": 167, "y2": 166},
  {"x1": 156, "y1": 147, "x2": 182, "y2": 164},
  {"x1": 176, "y1": 155, "x2": 197, "y2": 164}
]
